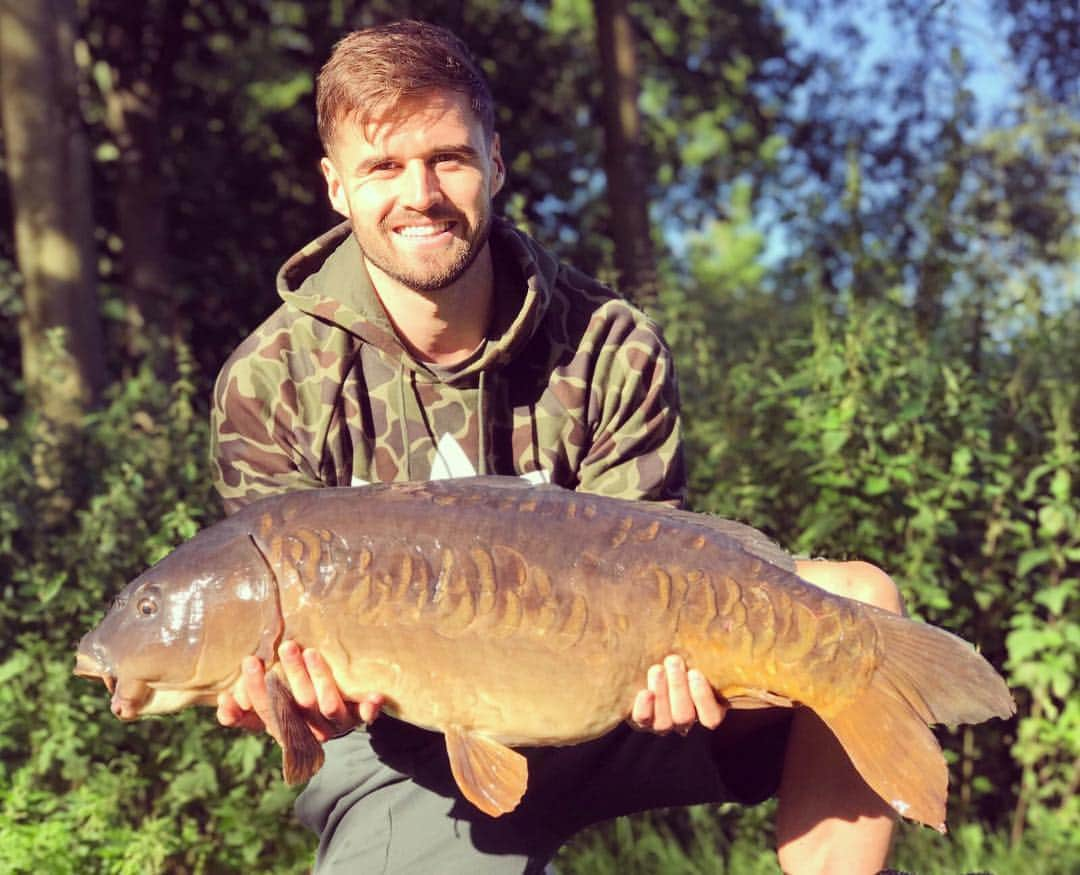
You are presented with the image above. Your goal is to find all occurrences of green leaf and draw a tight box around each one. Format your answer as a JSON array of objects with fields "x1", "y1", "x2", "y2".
[
  {"x1": 1038, "y1": 505, "x2": 1068, "y2": 537},
  {"x1": 951, "y1": 446, "x2": 973, "y2": 477},
  {"x1": 1049, "y1": 468, "x2": 1072, "y2": 502},
  {"x1": 36, "y1": 571, "x2": 68, "y2": 604},
  {"x1": 1033, "y1": 580, "x2": 1076, "y2": 616},
  {"x1": 864, "y1": 474, "x2": 891, "y2": 495},
  {"x1": 1018, "y1": 547, "x2": 1052, "y2": 577},
  {"x1": 1007, "y1": 626, "x2": 1048, "y2": 664},
  {"x1": 0, "y1": 651, "x2": 33, "y2": 686},
  {"x1": 821, "y1": 429, "x2": 850, "y2": 455}
]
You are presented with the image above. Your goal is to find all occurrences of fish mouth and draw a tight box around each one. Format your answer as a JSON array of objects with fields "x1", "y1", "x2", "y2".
[
  {"x1": 75, "y1": 652, "x2": 150, "y2": 720},
  {"x1": 110, "y1": 691, "x2": 144, "y2": 721},
  {"x1": 74, "y1": 650, "x2": 116, "y2": 694}
]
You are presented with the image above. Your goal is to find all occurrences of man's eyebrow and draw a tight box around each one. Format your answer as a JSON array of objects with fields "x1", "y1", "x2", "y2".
[
  {"x1": 427, "y1": 143, "x2": 481, "y2": 159},
  {"x1": 352, "y1": 143, "x2": 481, "y2": 176}
]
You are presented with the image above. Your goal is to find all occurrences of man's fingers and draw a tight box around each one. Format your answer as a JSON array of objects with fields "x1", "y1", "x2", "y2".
[
  {"x1": 357, "y1": 692, "x2": 386, "y2": 725},
  {"x1": 279, "y1": 640, "x2": 317, "y2": 708},
  {"x1": 303, "y1": 648, "x2": 351, "y2": 726},
  {"x1": 242, "y1": 656, "x2": 279, "y2": 743},
  {"x1": 663, "y1": 655, "x2": 695, "y2": 733},
  {"x1": 689, "y1": 669, "x2": 727, "y2": 729},
  {"x1": 216, "y1": 692, "x2": 245, "y2": 727},
  {"x1": 630, "y1": 658, "x2": 725, "y2": 735},
  {"x1": 229, "y1": 709, "x2": 268, "y2": 734},
  {"x1": 217, "y1": 685, "x2": 266, "y2": 734},
  {"x1": 629, "y1": 688, "x2": 656, "y2": 729},
  {"x1": 646, "y1": 663, "x2": 673, "y2": 732}
]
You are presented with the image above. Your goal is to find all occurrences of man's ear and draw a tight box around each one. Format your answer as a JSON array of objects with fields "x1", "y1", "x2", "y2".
[
  {"x1": 490, "y1": 133, "x2": 505, "y2": 198},
  {"x1": 321, "y1": 156, "x2": 350, "y2": 218}
]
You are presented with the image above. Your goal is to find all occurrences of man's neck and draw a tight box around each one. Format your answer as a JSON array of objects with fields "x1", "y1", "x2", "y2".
[{"x1": 366, "y1": 245, "x2": 494, "y2": 366}]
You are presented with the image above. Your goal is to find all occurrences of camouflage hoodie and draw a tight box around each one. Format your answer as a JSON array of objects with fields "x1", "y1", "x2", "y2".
[{"x1": 211, "y1": 217, "x2": 685, "y2": 513}]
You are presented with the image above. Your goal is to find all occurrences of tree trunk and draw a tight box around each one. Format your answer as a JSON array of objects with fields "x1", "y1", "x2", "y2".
[
  {"x1": 594, "y1": 0, "x2": 658, "y2": 309},
  {"x1": 98, "y1": 1, "x2": 182, "y2": 359},
  {"x1": 0, "y1": 0, "x2": 106, "y2": 423}
]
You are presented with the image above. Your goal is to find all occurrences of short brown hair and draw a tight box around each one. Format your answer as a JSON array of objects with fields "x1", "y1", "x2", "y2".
[{"x1": 316, "y1": 20, "x2": 495, "y2": 153}]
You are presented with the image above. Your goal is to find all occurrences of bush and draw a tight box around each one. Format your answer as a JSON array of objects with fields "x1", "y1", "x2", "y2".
[
  {"x1": 0, "y1": 345, "x2": 313, "y2": 874},
  {"x1": 648, "y1": 287, "x2": 1079, "y2": 867},
  {"x1": 558, "y1": 805, "x2": 1078, "y2": 874},
  {"x1": 2, "y1": 298, "x2": 1076, "y2": 872}
]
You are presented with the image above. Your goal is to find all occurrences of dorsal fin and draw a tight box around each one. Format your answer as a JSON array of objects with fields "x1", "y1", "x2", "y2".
[
  {"x1": 419, "y1": 477, "x2": 796, "y2": 572},
  {"x1": 639, "y1": 505, "x2": 796, "y2": 572}
]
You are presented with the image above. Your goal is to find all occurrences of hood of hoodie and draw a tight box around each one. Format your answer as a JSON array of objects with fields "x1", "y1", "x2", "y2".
[{"x1": 276, "y1": 217, "x2": 557, "y2": 387}]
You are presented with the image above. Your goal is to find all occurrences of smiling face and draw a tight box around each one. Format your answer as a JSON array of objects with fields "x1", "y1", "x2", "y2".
[{"x1": 321, "y1": 89, "x2": 505, "y2": 294}]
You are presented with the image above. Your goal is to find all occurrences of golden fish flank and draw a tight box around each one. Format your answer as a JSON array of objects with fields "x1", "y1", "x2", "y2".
[{"x1": 74, "y1": 476, "x2": 1015, "y2": 831}]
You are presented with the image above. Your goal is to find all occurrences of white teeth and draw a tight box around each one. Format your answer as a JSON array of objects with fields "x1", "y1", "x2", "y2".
[{"x1": 396, "y1": 223, "x2": 452, "y2": 238}]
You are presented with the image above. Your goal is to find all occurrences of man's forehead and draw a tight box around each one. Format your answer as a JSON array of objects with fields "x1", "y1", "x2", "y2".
[{"x1": 345, "y1": 89, "x2": 484, "y2": 147}]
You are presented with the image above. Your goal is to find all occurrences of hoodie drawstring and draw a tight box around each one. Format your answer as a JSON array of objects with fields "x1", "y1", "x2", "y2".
[
  {"x1": 394, "y1": 357, "x2": 496, "y2": 480},
  {"x1": 396, "y1": 360, "x2": 412, "y2": 480},
  {"x1": 477, "y1": 369, "x2": 489, "y2": 476}
]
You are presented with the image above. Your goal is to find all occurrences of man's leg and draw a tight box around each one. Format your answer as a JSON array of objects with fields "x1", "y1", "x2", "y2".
[
  {"x1": 776, "y1": 560, "x2": 901, "y2": 875},
  {"x1": 296, "y1": 729, "x2": 557, "y2": 874},
  {"x1": 297, "y1": 709, "x2": 792, "y2": 874}
]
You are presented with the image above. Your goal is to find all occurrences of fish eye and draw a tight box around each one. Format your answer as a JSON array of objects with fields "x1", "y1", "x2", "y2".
[{"x1": 137, "y1": 597, "x2": 158, "y2": 617}]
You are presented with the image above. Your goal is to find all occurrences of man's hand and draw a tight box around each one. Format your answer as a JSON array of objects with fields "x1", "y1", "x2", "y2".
[
  {"x1": 629, "y1": 654, "x2": 728, "y2": 734},
  {"x1": 216, "y1": 640, "x2": 385, "y2": 745}
]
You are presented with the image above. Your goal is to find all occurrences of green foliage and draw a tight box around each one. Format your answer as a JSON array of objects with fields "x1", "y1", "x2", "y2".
[
  {"x1": 654, "y1": 267, "x2": 1079, "y2": 860},
  {"x1": 559, "y1": 282, "x2": 1079, "y2": 872},
  {"x1": 559, "y1": 803, "x2": 781, "y2": 874},
  {"x1": 559, "y1": 808, "x2": 1078, "y2": 874},
  {"x1": 0, "y1": 346, "x2": 312, "y2": 874}
]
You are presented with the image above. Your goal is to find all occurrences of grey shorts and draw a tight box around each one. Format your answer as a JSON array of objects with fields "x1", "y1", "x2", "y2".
[{"x1": 295, "y1": 709, "x2": 792, "y2": 874}]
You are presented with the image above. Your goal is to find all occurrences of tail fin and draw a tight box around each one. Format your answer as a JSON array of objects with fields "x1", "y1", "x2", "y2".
[{"x1": 818, "y1": 609, "x2": 1015, "y2": 832}]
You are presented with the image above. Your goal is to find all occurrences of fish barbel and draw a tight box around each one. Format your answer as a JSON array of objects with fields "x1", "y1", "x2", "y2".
[{"x1": 74, "y1": 477, "x2": 1014, "y2": 830}]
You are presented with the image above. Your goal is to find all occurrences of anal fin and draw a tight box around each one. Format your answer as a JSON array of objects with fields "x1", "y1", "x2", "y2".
[
  {"x1": 444, "y1": 725, "x2": 528, "y2": 817},
  {"x1": 265, "y1": 672, "x2": 325, "y2": 784},
  {"x1": 724, "y1": 687, "x2": 796, "y2": 709}
]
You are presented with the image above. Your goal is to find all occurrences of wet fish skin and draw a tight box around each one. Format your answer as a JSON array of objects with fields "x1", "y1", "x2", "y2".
[{"x1": 75, "y1": 476, "x2": 1015, "y2": 830}]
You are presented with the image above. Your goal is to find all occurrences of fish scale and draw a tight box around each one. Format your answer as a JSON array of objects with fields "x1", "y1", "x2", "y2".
[{"x1": 75, "y1": 475, "x2": 1014, "y2": 830}]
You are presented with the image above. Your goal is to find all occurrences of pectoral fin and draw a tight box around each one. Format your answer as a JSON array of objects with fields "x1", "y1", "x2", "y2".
[
  {"x1": 444, "y1": 726, "x2": 528, "y2": 817},
  {"x1": 265, "y1": 673, "x2": 325, "y2": 784}
]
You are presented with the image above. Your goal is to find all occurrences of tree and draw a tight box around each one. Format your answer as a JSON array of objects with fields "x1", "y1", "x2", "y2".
[
  {"x1": 768, "y1": 0, "x2": 1078, "y2": 349},
  {"x1": 0, "y1": 0, "x2": 105, "y2": 423},
  {"x1": 88, "y1": 0, "x2": 186, "y2": 358},
  {"x1": 593, "y1": 0, "x2": 656, "y2": 307}
]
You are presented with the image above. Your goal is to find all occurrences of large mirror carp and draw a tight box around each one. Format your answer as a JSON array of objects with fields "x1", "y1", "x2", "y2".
[{"x1": 75, "y1": 476, "x2": 1014, "y2": 830}]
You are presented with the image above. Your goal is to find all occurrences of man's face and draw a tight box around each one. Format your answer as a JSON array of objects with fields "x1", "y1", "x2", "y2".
[{"x1": 321, "y1": 90, "x2": 504, "y2": 293}]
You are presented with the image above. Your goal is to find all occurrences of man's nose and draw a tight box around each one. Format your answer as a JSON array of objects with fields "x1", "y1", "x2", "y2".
[{"x1": 400, "y1": 160, "x2": 443, "y2": 210}]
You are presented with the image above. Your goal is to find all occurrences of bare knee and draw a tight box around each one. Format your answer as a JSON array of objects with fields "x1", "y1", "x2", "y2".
[
  {"x1": 794, "y1": 559, "x2": 904, "y2": 615},
  {"x1": 842, "y1": 561, "x2": 904, "y2": 614}
]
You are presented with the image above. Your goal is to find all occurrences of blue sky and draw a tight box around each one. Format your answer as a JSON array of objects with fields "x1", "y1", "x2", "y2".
[{"x1": 774, "y1": 0, "x2": 1022, "y2": 128}]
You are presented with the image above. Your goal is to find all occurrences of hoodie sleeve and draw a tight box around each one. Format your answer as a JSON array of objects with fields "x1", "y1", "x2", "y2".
[
  {"x1": 575, "y1": 302, "x2": 687, "y2": 506},
  {"x1": 210, "y1": 337, "x2": 327, "y2": 516}
]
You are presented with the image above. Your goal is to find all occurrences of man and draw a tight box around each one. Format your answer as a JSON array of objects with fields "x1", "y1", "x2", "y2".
[{"x1": 212, "y1": 20, "x2": 899, "y2": 874}]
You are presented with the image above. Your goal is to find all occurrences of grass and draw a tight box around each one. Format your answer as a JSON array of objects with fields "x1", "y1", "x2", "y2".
[{"x1": 555, "y1": 802, "x2": 1080, "y2": 874}]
